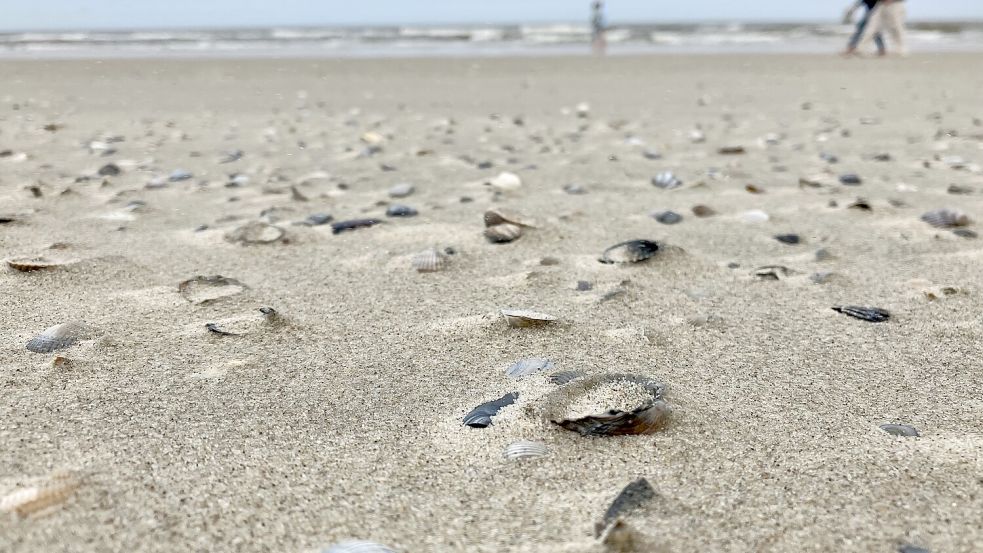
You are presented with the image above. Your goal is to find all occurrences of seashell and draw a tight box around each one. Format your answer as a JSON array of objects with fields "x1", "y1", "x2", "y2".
[
  {"x1": 947, "y1": 184, "x2": 973, "y2": 195},
  {"x1": 26, "y1": 322, "x2": 87, "y2": 353},
  {"x1": 920, "y1": 208, "x2": 970, "y2": 228},
  {"x1": 322, "y1": 541, "x2": 397, "y2": 553},
  {"x1": 880, "y1": 423, "x2": 919, "y2": 437},
  {"x1": 832, "y1": 305, "x2": 890, "y2": 322},
  {"x1": 463, "y1": 392, "x2": 518, "y2": 428},
  {"x1": 500, "y1": 309, "x2": 556, "y2": 328},
  {"x1": 169, "y1": 169, "x2": 193, "y2": 182},
  {"x1": 550, "y1": 374, "x2": 670, "y2": 437},
  {"x1": 483, "y1": 208, "x2": 533, "y2": 229},
  {"x1": 575, "y1": 102, "x2": 591, "y2": 117},
  {"x1": 774, "y1": 233, "x2": 801, "y2": 245},
  {"x1": 563, "y1": 183, "x2": 588, "y2": 195},
  {"x1": 0, "y1": 471, "x2": 80, "y2": 518},
  {"x1": 952, "y1": 228, "x2": 977, "y2": 239},
  {"x1": 225, "y1": 221, "x2": 285, "y2": 244},
  {"x1": 5, "y1": 256, "x2": 75, "y2": 272},
  {"x1": 599, "y1": 240, "x2": 659, "y2": 264},
  {"x1": 839, "y1": 173, "x2": 862, "y2": 185},
  {"x1": 595, "y1": 478, "x2": 656, "y2": 538},
  {"x1": 332, "y1": 218, "x2": 381, "y2": 235},
  {"x1": 718, "y1": 146, "x2": 745, "y2": 155},
  {"x1": 740, "y1": 209, "x2": 769, "y2": 223},
  {"x1": 388, "y1": 183, "x2": 414, "y2": 198},
  {"x1": 897, "y1": 545, "x2": 930, "y2": 553},
  {"x1": 178, "y1": 275, "x2": 247, "y2": 305},
  {"x1": 97, "y1": 163, "x2": 121, "y2": 176},
  {"x1": 548, "y1": 370, "x2": 585, "y2": 385},
  {"x1": 503, "y1": 440, "x2": 548, "y2": 460},
  {"x1": 486, "y1": 171, "x2": 522, "y2": 191},
  {"x1": 688, "y1": 129, "x2": 705, "y2": 143},
  {"x1": 303, "y1": 213, "x2": 333, "y2": 226},
  {"x1": 205, "y1": 322, "x2": 237, "y2": 336},
  {"x1": 484, "y1": 223, "x2": 523, "y2": 244},
  {"x1": 505, "y1": 358, "x2": 554, "y2": 378},
  {"x1": 745, "y1": 184, "x2": 764, "y2": 194},
  {"x1": 360, "y1": 131, "x2": 385, "y2": 145},
  {"x1": 752, "y1": 265, "x2": 795, "y2": 280},
  {"x1": 819, "y1": 152, "x2": 839, "y2": 163},
  {"x1": 411, "y1": 248, "x2": 446, "y2": 273},
  {"x1": 652, "y1": 210, "x2": 682, "y2": 225},
  {"x1": 385, "y1": 204, "x2": 417, "y2": 217},
  {"x1": 691, "y1": 205, "x2": 716, "y2": 218},
  {"x1": 575, "y1": 280, "x2": 592, "y2": 291},
  {"x1": 847, "y1": 198, "x2": 872, "y2": 211},
  {"x1": 651, "y1": 172, "x2": 682, "y2": 190}
]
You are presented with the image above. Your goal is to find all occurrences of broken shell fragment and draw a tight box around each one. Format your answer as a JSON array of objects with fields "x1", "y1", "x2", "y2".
[
  {"x1": 486, "y1": 171, "x2": 522, "y2": 191},
  {"x1": 651, "y1": 171, "x2": 682, "y2": 190},
  {"x1": 26, "y1": 322, "x2": 87, "y2": 353},
  {"x1": 505, "y1": 358, "x2": 554, "y2": 378},
  {"x1": 921, "y1": 208, "x2": 970, "y2": 228},
  {"x1": 503, "y1": 440, "x2": 548, "y2": 461},
  {"x1": 595, "y1": 478, "x2": 656, "y2": 538},
  {"x1": 322, "y1": 541, "x2": 397, "y2": 553},
  {"x1": 0, "y1": 471, "x2": 81, "y2": 518},
  {"x1": 484, "y1": 223, "x2": 523, "y2": 244},
  {"x1": 225, "y1": 221, "x2": 285, "y2": 244},
  {"x1": 832, "y1": 305, "x2": 890, "y2": 322},
  {"x1": 691, "y1": 205, "x2": 716, "y2": 217},
  {"x1": 752, "y1": 265, "x2": 795, "y2": 281},
  {"x1": 411, "y1": 248, "x2": 447, "y2": 273},
  {"x1": 178, "y1": 275, "x2": 247, "y2": 305},
  {"x1": 548, "y1": 370, "x2": 585, "y2": 385},
  {"x1": 718, "y1": 146, "x2": 746, "y2": 155},
  {"x1": 205, "y1": 322, "x2": 237, "y2": 336},
  {"x1": 500, "y1": 309, "x2": 557, "y2": 328},
  {"x1": 548, "y1": 374, "x2": 670, "y2": 437},
  {"x1": 332, "y1": 218, "x2": 381, "y2": 234},
  {"x1": 463, "y1": 392, "x2": 518, "y2": 428},
  {"x1": 483, "y1": 208, "x2": 534, "y2": 228},
  {"x1": 5, "y1": 256, "x2": 76, "y2": 272},
  {"x1": 880, "y1": 423, "x2": 919, "y2": 437},
  {"x1": 599, "y1": 240, "x2": 659, "y2": 264}
]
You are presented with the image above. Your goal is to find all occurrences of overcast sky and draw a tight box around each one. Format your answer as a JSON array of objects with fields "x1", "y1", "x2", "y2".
[{"x1": 4, "y1": 1, "x2": 982, "y2": 31}]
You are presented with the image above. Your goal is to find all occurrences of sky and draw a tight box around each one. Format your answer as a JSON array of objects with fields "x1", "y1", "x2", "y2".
[{"x1": 3, "y1": 0, "x2": 982, "y2": 32}]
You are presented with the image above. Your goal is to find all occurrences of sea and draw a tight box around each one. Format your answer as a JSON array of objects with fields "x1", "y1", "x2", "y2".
[{"x1": 1, "y1": 22, "x2": 982, "y2": 59}]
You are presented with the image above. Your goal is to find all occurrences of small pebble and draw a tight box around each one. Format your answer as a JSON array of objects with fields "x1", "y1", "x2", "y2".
[
  {"x1": 652, "y1": 210, "x2": 682, "y2": 225},
  {"x1": 880, "y1": 423, "x2": 919, "y2": 437},
  {"x1": 388, "y1": 183, "x2": 414, "y2": 198},
  {"x1": 385, "y1": 204, "x2": 418, "y2": 217},
  {"x1": 839, "y1": 174, "x2": 862, "y2": 185}
]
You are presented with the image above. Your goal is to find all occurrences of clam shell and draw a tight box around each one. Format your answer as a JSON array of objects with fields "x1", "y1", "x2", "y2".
[
  {"x1": 178, "y1": 275, "x2": 247, "y2": 305},
  {"x1": 548, "y1": 374, "x2": 670, "y2": 437},
  {"x1": 332, "y1": 218, "x2": 381, "y2": 235},
  {"x1": 463, "y1": 392, "x2": 518, "y2": 428},
  {"x1": 594, "y1": 478, "x2": 656, "y2": 538},
  {"x1": 503, "y1": 440, "x2": 548, "y2": 460},
  {"x1": 411, "y1": 248, "x2": 447, "y2": 273},
  {"x1": 548, "y1": 370, "x2": 585, "y2": 385},
  {"x1": 500, "y1": 309, "x2": 556, "y2": 328},
  {"x1": 486, "y1": 171, "x2": 522, "y2": 191},
  {"x1": 484, "y1": 223, "x2": 523, "y2": 244},
  {"x1": 225, "y1": 222, "x2": 285, "y2": 244},
  {"x1": 322, "y1": 541, "x2": 397, "y2": 553},
  {"x1": 0, "y1": 471, "x2": 80, "y2": 518},
  {"x1": 483, "y1": 208, "x2": 534, "y2": 228},
  {"x1": 921, "y1": 208, "x2": 970, "y2": 228},
  {"x1": 5, "y1": 256, "x2": 75, "y2": 272},
  {"x1": 880, "y1": 423, "x2": 919, "y2": 437},
  {"x1": 651, "y1": 172, "x2": 682, "y2": 190},
  {"x1": 505, "y1": 358, "x2": 554, "y2": 378},
  {"x1": 599, "y1": 240, "x2": 660, "y2": 264},
  {"x1": 26, "y1": 322, "x2": 87, "y2": 353},
  {"x1": 832, "y1": 305, "x2": 890, "y2": 322}
]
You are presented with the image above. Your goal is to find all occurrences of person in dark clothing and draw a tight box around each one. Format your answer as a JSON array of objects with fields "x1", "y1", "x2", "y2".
[{"x1": 842, "y1": 0, "x2": 886, "y2": 56}]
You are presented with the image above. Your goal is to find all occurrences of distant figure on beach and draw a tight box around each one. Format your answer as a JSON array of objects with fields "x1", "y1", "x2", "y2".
[
  {"x1": 852, "y1": 0, "x2": 909, "y2": 56},
  {"x1": 591, "y1": 1, "x2": 607, "y2": 55},
  {"x1": 842, "y1": 0, "x2": 885, "y2": 56}
]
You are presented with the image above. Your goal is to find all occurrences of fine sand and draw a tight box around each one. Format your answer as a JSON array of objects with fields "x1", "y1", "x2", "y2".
[{"x1": 1, "y1": 54, "x2": 982, "y2": 552}]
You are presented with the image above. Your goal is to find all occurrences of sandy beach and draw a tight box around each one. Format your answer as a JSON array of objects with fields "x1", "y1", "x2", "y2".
[{"x1": 1, "y1": 53, "x2": 982, "y2": 552}]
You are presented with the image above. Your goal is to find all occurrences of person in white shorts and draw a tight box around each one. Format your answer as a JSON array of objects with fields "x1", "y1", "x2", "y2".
[{"x1": 855, "y1": 0, "x2": 908, "y2": 56}]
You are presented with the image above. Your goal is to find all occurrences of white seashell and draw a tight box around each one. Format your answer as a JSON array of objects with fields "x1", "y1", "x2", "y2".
[
  {"x1": 486, "y1": 171, "x2": 522, "y2": 191},
  {"x1": 322, "y1": 541, "x2": 396, "y2": 553},
  {"x1": 411, "y1": 248, "x2": 446, "y2": 273},
  {"x1": 0, "y1": 471, "x2": 80, "y2": 518},
  {"x1": 26, "y1": 322, "x2": 87, "y2": 353},
  {"x1": 225, "y1": 221, "x2": 285, "y2": 244},
  {"x1": 740, "y1": 209, "x2": 769, "y2": 223},
  {"x1": 505, "y1": 358, "x2": 554, "y2": 378},
  {"x1": 575, "y1": 102, "x2": 591, "y2": 117},
  {"x1": 921, "y1": 208, "x2": 970, "y2": 228},
  {"x1": 360, "y1": 131, "x2": 385, "y2": 145},
  {"x1": 484, "y1": 223, "x2": 523, "y2": 244},
  {"x1": 501, "y1": 309, "x2": 556, "y2": 328},
  {"x1": 503, "y1": 440, "x2": 549, "y2": 460},
  {"x1": 388, "y1": 183, "x2": 414, "y2": 198},
  {"x1": 652, "y1": 171, "x2": 683, "y2": 190},
  {"x1": 178, "y1": 275, "x2": 247, "y2": 304}
]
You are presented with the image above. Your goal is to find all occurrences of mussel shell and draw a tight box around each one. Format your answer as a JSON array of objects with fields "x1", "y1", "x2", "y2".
[
  {"x1": 411, "y1": 248, "x2": 446, "y2": 273},
  {"x1": 500, "y1": 309, "x2": 556, "y2": 328},
  {"x1": 880, "y1": 423, "x2": 919, "y2": 437},
  {"x1": 832, "y1": 305, "x2": 890, "y2": 322},
  {"x1": 484, "y1": 223, "x2": 523, "y2": 244},
  {"x1": 599, "y1": 240, "x2": 660, "y2": 264},
  {"x1": 505, "y1": 358, "x2": 554, "y2": 378},
  {"x1": 322, "y1": 541, "x2": 397, "y2": 553},
  {"x1": 548, "y1": 374, "x2": 670, "y2": 437},
  {"x1": 503, "y1": 440, "x2": 548, "y2": 460},
  {"x1": 26, "y1": 322, "x2": 87, "y2": 353},
  {"x1": 178, "y1": 275, "x2": 247, "y2": 304},
  {"x1": 225, "y1": 222, "x2": 285, "y2": 244},
  {"x1": 921, "y1": 208, "x2": 970, "y2": 228},
  {"x1": 595, "y1": 478, "x2": 656, "y2": 538},
  {"x1": 463, "y1": 392, "x2": 518, "y2": 428},
  {"x1": 332, "y1": 219, "x2": 381, "y2": 234}
]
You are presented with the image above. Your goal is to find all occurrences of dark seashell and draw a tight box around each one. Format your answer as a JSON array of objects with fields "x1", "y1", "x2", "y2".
[
  {"x1": 819, "y1": 152, "x2": 839, "y2": 164},
  {"x1": 331, "y1": 219, "x2": 381, "y2": 235},
  {"x1": 897, "y1": 544, "x2": 930, "y2": 553},
  {"x1": 576, "y1": 280, "x2": 592, "y2": 291},
  {"x1": 880, "y1": 423, "x2": 919, "y2": 437},
  {"x1": 691, "y1": 205, "x2": 716, "y2": 217},
  {"x1": 26, "y1": 322, "x2": 87, "y2": 353},
  {"x1": 953, "y1": 228, "x2": 977, "y2": 239},
  {"x1": 651, "y1": 172, "x2": 682, "y2": 190},
  {"x1": 484, "y1": 223, "x2": 523, "y2": 244},
  {"x1": 178, "y1": 275, "x2": 247, "y2": 305},
  {"x1": 548, "y1": 370, "x2": 585, "y2": 385},
  {"x1": 304, "y1": 213, "x2": 333, "y2": 226},
  {"x1": 322, "y1": 541, "x2": 397, "y2": 553},
  {"x1": 552, "y1": 374, "x2": 669, "y2": 437},
  {"x1": 872, "y1": 153, "x2": 892, "y2": 161},
  {"x1": 219, "y1": 149, "x2": 243, "y2": 164},
  {"x1": 832, "y1": 305, "x2": 890, "y2": 322},
  {"x1": 745, "y1": 184, "x2": 764, "y2": 194},
  {"x1": 97, "y1": 163, "x2": 121, "y2": 176},
  {"x1": 225, "y1": 222, "x2": 285, "y2": 244},
  {"x1": 599, "y1": 240, "x2": 659, "y2": 264},
  {"x1": 476, "y1": 161, "x2": 493, "y2": 169},
  {"x1": 385, "y1": 204, "x2": 417, "y2": 217},
  {"x1": 642, "y1": 149, "x2": 662, "y2": 160},
  {"x1": 839, "y1": 174, "x2": 862, "y2": 185},
  {"x1": 752, "y1": 265, "x2": 795, "y2": 280},
  {"x1": 169, "y1": 169, "x2": 193, "y2": 182},
  {"x1": 505, "y1": 358, "x2": 554, "y2": 378},
  {"x1": 847, "y1": 198, "x2": 872, "y2": 211},
  {"x1": 652, "y1": 210, "x2": 682, "y2": 225},
  {"x1": 947, "y1": 184, "x2": 973, "y2": 195},
  {"x1": 717, "y1": 146, "x2": 745, "y2": 155},
  {"x1": 595, "y1": 478, "x2": 656, "y2": 538},
  {"x1": 205, "y1": 322, "x2": 237, "y2": 336},
  {"x1": 921, "y1": 208, "x2": 970, "y2": 228},
  {"x1": 774, "y1": 234, "x2": 801, "y2": 245},
  {"x1": 463, "y1": 392, "x2": 518, "y2": 428}
]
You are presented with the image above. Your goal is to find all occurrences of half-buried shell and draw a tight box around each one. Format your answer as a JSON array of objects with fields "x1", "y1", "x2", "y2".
[
  {"x1": 546, "y1": 374, "x2": 670, "y2": 437},
  {"x1": 321, "y1": 541, "x2": 397, "y2": 553},
  {"x1": 331, "y1": 218, "x2": 381, "y2": 235},
  {"x1": 5, "y1": 256, "x2": 77, "y2": 272},
  {"x1": 463, "y1": 392, "x2": 518, "y2": 428},
  {"x1": 503, "y1": 440, "x2": 548, "y2": 461},
  {"x1": 225, "y1": 222, "x2": 285, "y2": 244},
  {"x1": 921, "y1": 208, "x2": 971, "y2": 228},
  {"x1": 0, "y1": 470, "x2": 81, "y2": 518},
  {"x1": 548, "y1": 370, "x2": 585, "y2": 385},
  {"x1": 411, "y1": 248, "x2": 447, "y2": 273},
  {"x1": 595, "y1": 478, "x2": 656, "y2": 538},
  {"x1": 505, "y1": 358, "x2": 554, "y2": 378},
  {"x1": 832, "y1": 305, "x2": 890, "y2": 322},
  {"x1": 484, "y1": 223, "x2": 523, "y2": 244},
  {"x1": 26, "y1": 322, "x2": 87, "y2": 353},
  {"x1": 599, "y1": 240, "x2": 659, "y2": 264},
  {"x1": 178, "y1": 275, "x2": 247, "y2": 304},
  {"x1": 483, "y1": 208, "x2": 535, "y2": 228},
  {"x1": 501, "y1": 309, "x2": 556, "y2": 328},
  {"x1": 880, "y1": 423, "x2": 919, "y2": 437}
]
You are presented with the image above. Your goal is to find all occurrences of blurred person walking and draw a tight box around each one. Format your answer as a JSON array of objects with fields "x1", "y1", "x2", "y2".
[
  {"x1": 854, "y1": 0, "x2": 908, "y2": 56},
  {"x1": 842, "y1": 0, "x2": 886, "y2": 56},
  {"x1": 591, "y1": 1, "x2": 607, "y2": 55}
]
